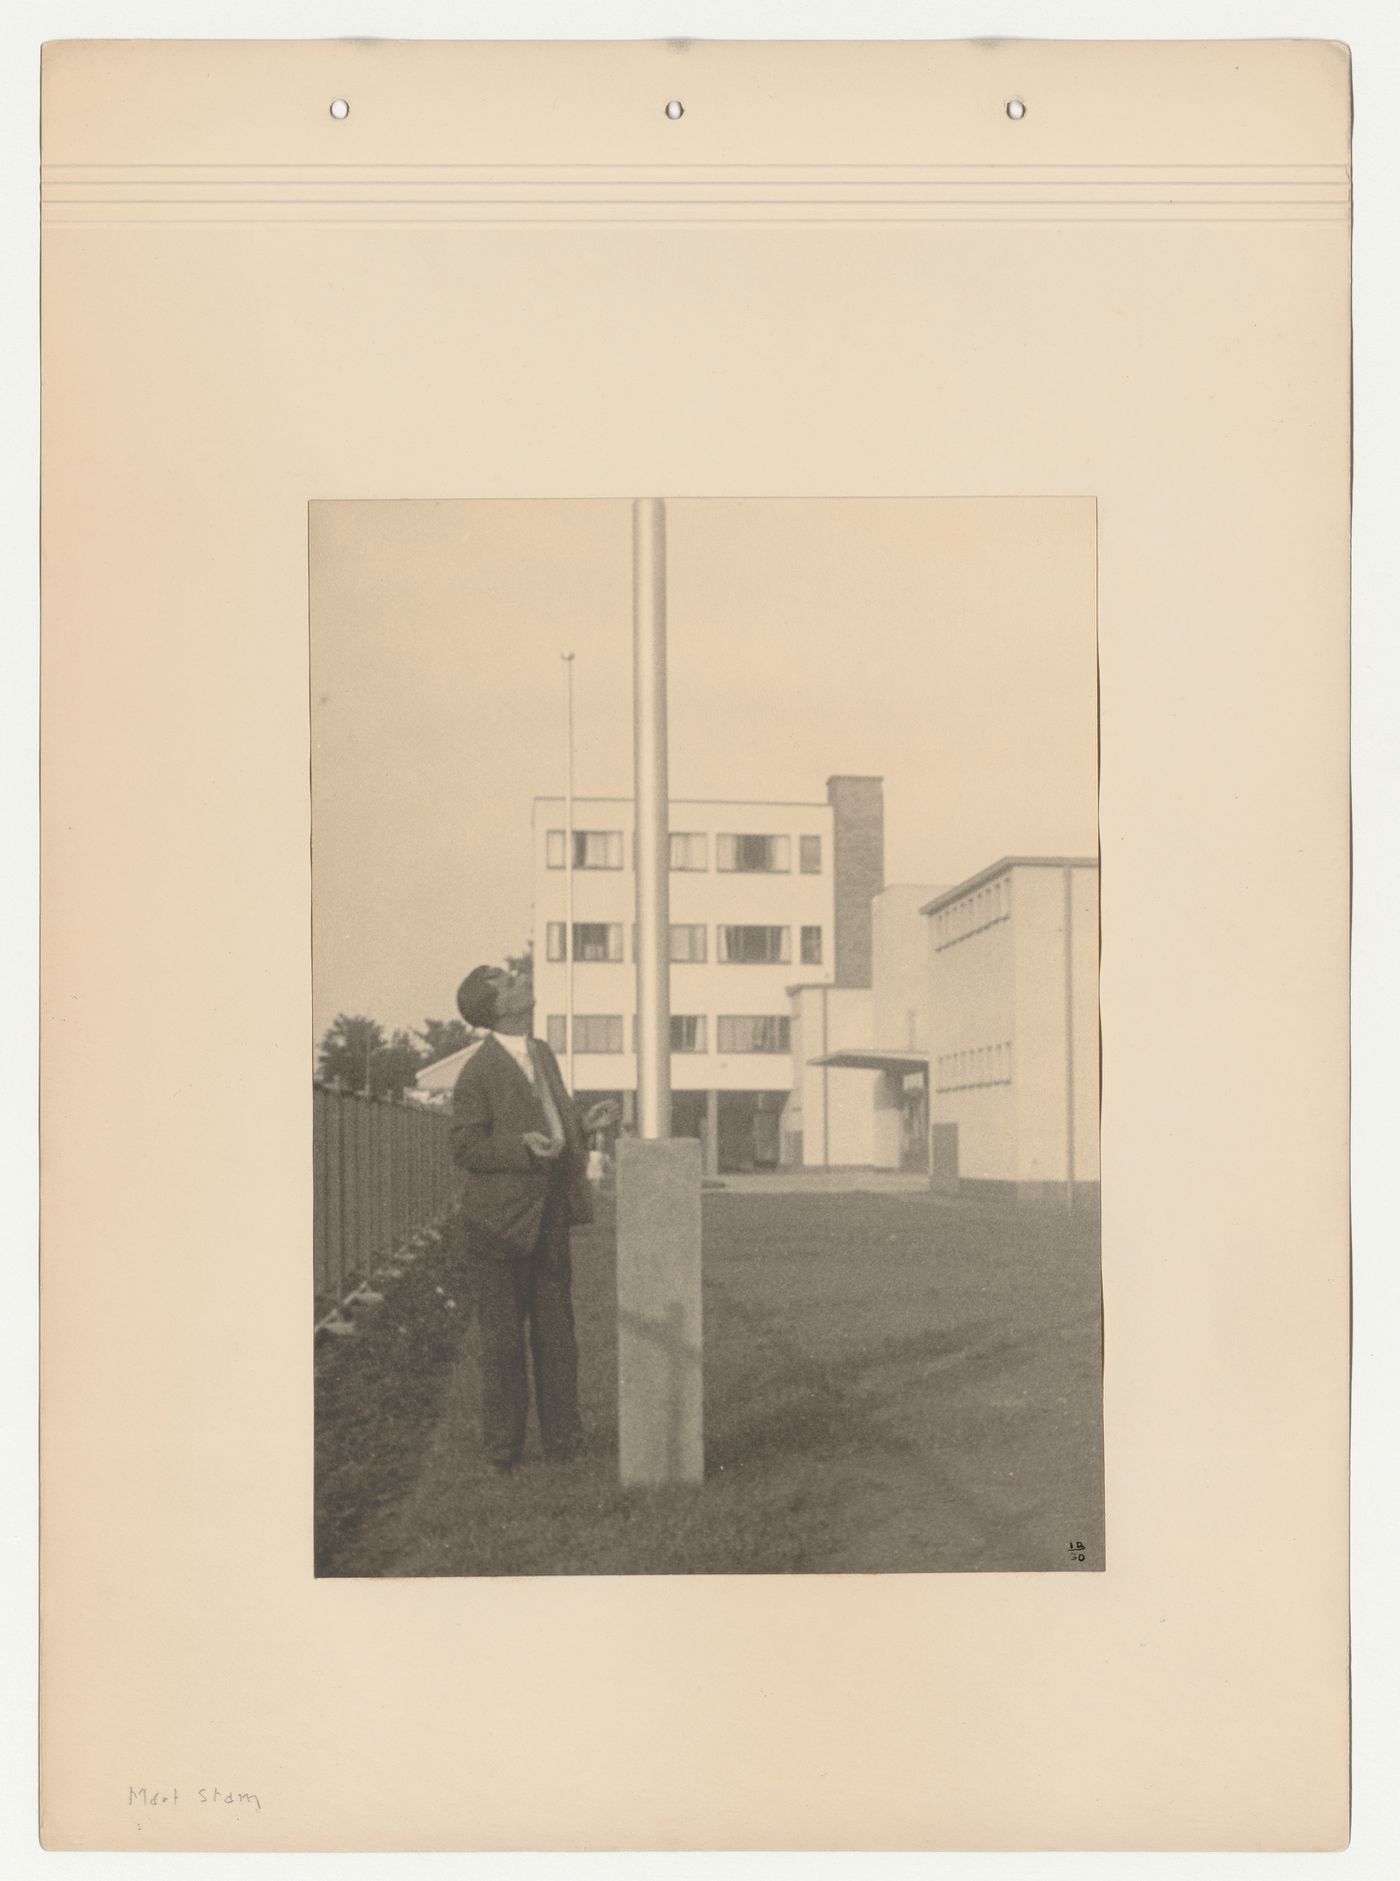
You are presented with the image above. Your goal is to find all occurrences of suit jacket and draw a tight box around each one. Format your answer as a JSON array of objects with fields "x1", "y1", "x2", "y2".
[{"x1": 450, "y1": 1032, "x2": 594, "y2": 1258}]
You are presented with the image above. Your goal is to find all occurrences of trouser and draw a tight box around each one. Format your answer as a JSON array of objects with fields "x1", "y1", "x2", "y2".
[{"x1": 472, "y1": 1182, "x2": 582, "y2": 1467}]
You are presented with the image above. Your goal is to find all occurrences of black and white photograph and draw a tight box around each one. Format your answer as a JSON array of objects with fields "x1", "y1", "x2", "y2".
[{"x1": 311, "y1": 495, "x2": 1102, "y2": 1577}]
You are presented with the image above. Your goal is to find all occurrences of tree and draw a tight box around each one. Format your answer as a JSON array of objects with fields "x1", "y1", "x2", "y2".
[
  {"x1": 317, "y1": 1014, "x2": 386, "y2": 1093},
  {"x1": 369, "y1": 1029, "x2": 424, "y2": 1102}
]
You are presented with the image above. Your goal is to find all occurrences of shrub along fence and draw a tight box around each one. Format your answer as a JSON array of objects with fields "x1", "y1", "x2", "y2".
[{"x1": 313, "y1": 1085, "x2": 457, "y2": 1329}]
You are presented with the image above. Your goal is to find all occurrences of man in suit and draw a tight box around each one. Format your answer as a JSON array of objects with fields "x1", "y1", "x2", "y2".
[{"x1": 450, "y1": 963, "x2": 608, "y2": 1474}]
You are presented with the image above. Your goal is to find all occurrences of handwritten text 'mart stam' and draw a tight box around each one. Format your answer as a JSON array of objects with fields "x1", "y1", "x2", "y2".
[{"x1": 128, "y1": 1785, "x2": 262, "y2": 1812}]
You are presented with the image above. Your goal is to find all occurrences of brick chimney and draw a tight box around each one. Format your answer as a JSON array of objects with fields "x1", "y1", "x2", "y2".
[{"x1": 827, "y1": 775, "x2": 885, "y2": 988}]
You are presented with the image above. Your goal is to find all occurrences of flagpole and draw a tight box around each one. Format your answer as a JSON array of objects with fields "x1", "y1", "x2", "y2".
[
  {"x1": 562, "y1": 651, "x2": 576, "y2": 1094},
  {"x1": 616, "y1": 496, "x2": 701, "y2": 1488},
  {"x1": 633, "y1": 499, "x2": 672, "y2": 1140}
]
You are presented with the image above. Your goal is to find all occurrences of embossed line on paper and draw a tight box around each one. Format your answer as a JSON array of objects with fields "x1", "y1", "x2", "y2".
[{"x1": 41, "y1": 163, "x2": 1352, "y2": 226}]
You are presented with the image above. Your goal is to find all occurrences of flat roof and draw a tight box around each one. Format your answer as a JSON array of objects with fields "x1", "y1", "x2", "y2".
[
  {"x1": 810, "y1": 1047, "x2": 929, "y2": 1073},
  {"x1": 921, "y1": 855, "x2": 1099, "y2": 916}
]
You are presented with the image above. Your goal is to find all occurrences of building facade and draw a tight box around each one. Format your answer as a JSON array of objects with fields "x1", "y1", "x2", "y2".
[
  {"x1": 422, "y1": 773, "x2": 1099, "y2": 1200},
  {"x1": 798, "y1": 860, "x2": 1100, "y2": 1201},
  {"x1": 529, "y1": 777, "x2": 884, "y2": 1174},
  {"x1": 785, "y1": 983, "x2": 877, "y2": 1169},
  {"x1": 790, "y1": 882, "x2": 945, "y2": 1171},
  {"x1": 924, "y1": 857, "x2": 1099, "y2": 1202}
]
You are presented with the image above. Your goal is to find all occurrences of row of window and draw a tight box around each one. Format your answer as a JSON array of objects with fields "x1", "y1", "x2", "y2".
[
  {"x1": 545, "y1": 922, "x2": 823, "y2": 966},
  {"x1": 934, "y1": 1042, "x2": 1014, "y2": 1092},
  {"x1": 932, "y1": 877, "x2": 1012, "y2": 952},
  {"x1": 545, "y1": 1014, "x2": 793, "y2": 1056},
  {"x1": 545, "y1": 829, "x2": 824, "y2": 875}
]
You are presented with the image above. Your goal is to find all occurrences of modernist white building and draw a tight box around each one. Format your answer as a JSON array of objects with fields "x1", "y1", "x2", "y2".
[
  {"x1": 799, "y1": 858, "x2": 1100, "y2": 1202},
  {"x1": 529, "y1": 777, "x2": 885, "y2": 1174},
  {"x1": 419, "y1": 772, "x2": 1099, "y2": 1201},
  {"x1": 923, "y1": 857, "x2": 1099, "y2": 1202}
]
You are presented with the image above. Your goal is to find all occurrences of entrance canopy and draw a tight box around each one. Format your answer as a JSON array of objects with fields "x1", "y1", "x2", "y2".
[{"x1": 809, "y1": 1047, "x2": 929, "y2": 1074}]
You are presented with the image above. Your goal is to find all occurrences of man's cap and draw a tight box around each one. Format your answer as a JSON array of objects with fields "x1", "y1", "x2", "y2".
[{"x1": 456, "y1": 966, "x2": 500, "y2": 1028}]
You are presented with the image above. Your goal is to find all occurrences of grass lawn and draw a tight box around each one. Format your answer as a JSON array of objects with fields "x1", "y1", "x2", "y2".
[{"x1": 315, "y1": 1186, "x2": 1104, "y2": 1577}]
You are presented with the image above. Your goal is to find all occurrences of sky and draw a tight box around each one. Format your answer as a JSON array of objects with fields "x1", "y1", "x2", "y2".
[{"x1": 310, "y1": 497, "x2": 1097, "y2": 1044}]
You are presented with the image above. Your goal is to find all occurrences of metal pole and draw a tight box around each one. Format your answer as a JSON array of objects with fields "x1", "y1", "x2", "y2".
[
  {"x1": 562, "y1": 651, "x2": 576, "y2": 1093},
  {"x1": 617, "y1": 495, "x2": 700, "y2": 1487},
  {"x1": 633, "y1": 498, "x2": 671, "y2": 1140}
]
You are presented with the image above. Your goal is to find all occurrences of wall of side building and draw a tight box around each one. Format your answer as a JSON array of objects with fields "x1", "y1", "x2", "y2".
[
  {"x1": 926, "y1": 860, "x2": 1099, "y2": 1198},
  {"x1": 868, "y1": 883, "x2": 947, "y2": 1170},
  {"x1": 928, "y1": 876, "x2": 1019, "y2": 1185},
  {"x1": 785, "y1": 884, "x2": 944, "y2": 1172},
  {"x1": 872, "y1": 882, "x2": 947, "y2": 1051},
  {"x1": 787, "y1": 985, "x2": 877, "y2": 1168},
  {"x1": 1010, "y1": 864, "x2": 1100, "y2": 1191}
]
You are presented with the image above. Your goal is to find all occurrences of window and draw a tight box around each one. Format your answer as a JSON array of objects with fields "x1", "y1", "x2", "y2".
[
  {"x1": 573, "y1": 922, "x2": 623, "y2": 963},
  {"x1": 935, "y1": 1040, "x2": 1014, "y2": 1092},
  {"x1": 629, "y1": 923, "x2": 710, "y2": 963},
  {"x1": 545, "y1": 1014, "x2": 567, "y2": 1053},
  {"x1": 717, "y1": 1015, "x2": 792, "y2": 1054},
  {"x1": 800, "y1": 925, "x2": 823, "y2": 965},
  {"x1": 573, "y1": 1015, "x2": 624, "y2": 1054},
  {"x1": 670, "y1": 923, "x2": 707, "y2": 963},
  {"x1": 546, "y1": 829, "x2": 623, "y2": 870},
  {"x1": 547, "y1": 922, "x2": 623, "y2": 962},
  {"x1": 934, "y1": 875, "x2": 1013, "y2": 950},
  {"x1": 718, "y1": 925, "x2": 790, "y2": 964},
  {"x1": 716, "y1": 833, "x2": 790, "y2": 873},
  {"x1": 670, "y1": 832, "x2": 708, "y2": 871},
  {"x1": 800, "y1": 834, "x2": 822, "y2": 874},
  {"x1": 632, "y1": 1015, "x2": 708, "y2": 1053}
]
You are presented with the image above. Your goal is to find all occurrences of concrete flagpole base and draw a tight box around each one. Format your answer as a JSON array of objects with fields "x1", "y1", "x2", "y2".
[{"x1": 615, "y1": 1135, "x2": 703, "y2": 1487}]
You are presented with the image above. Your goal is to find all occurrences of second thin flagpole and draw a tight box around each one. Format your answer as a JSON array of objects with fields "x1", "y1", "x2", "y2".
[{"x1": 562, "y1": 651, "x2": 576, "y2": 1095}]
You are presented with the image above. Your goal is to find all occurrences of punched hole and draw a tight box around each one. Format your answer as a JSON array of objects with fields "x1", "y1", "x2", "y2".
[
  {"x1": 329, "y1": 98, "x2": 350, "y2": 121},
  {"x1": 665, "y1": 99, "x2": 684, "y2": 120},
  {"x1": 1005, "y1": 98, "x2": 1026, "y2": 120}
]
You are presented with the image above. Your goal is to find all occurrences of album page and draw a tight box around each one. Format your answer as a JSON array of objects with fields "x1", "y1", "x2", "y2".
[{"x1": 39, "y1": 38, "x2": 1350, "y2": 1851}]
